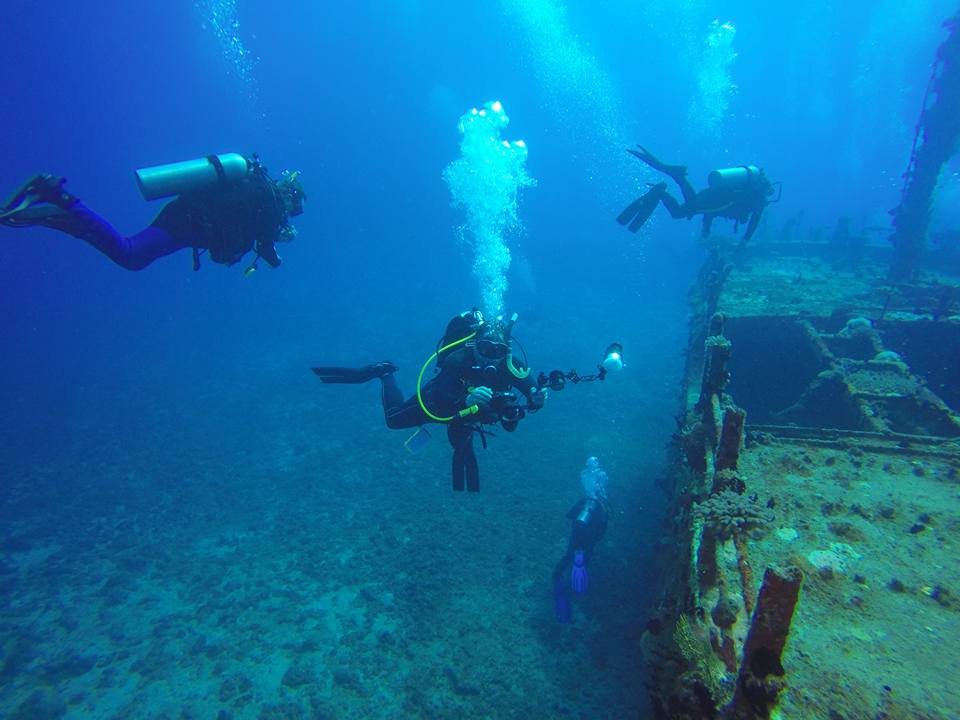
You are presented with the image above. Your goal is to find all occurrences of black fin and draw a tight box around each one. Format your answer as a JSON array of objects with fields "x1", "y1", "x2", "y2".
[
  {"x1": 310, "y1": 362, "x2": 397, "y2": 384},
  {"x1": 616, "y1": 196, "x2": 650, "y2": 226},
  {"x1": 0, "y1": 174, "x2": 74, "y2": 219},
  {"x1": 617, "y1": 185, "x2": 665, "y2": 233},
  {"x1": 0, "y1": 205, "x2": 70, "y2": 228}
]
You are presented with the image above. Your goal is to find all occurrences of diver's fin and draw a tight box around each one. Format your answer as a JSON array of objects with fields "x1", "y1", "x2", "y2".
[
  {"x1": 0, "y1": 204, "x2": 70, "y2": 228},
  {"x1": 0, "y1": 174, "x2": 76, "y2": 224},
  {"x1": 626, "y1": 146, "x2": 688, "y2": 180},
  {"x1": 616, "y1": 183, "x2": 666, "y2": 233},
  {"x1": 310, "y1": 361, "x2": 397, "y2": 384},
  {"x1": 616, "y1": 196, "x2": 647, "y2": 226}
]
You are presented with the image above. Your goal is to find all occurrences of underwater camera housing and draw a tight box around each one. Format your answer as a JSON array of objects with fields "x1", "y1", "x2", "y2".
[
  {"x1": 491, "y1": 390, "x2": 525, "y2": 431},
  {"x1": 538, "y1": 342, "x2": 624, "y2": 392}
]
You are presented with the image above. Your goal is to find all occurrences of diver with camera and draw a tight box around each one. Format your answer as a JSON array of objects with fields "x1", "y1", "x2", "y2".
[
  {"x1": 311, "y1": 309, "x2": 545, "y2": 492},
  {"x1": 311, "y1": 308, "x2": 623, "y2": 492},
  {"x1": 0, "y1": 153, "x2": 305, "y2": 272}
]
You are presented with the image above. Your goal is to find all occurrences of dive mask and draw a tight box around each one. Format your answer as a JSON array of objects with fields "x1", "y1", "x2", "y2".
[
  {"x1": 476, "y1": 339, "x2": 509, "y2": 360},
  {"x1": 278, "y1": 170, "x2": 306, "y2": 217}
]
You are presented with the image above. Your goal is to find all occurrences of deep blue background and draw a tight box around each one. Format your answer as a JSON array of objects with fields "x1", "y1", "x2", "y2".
[
  {"x1": 1, "y1": 1, "x2": 955, "y2": 378},
  {"x1": 0, "y1": 1, "x2": 957, "y2": 714}
]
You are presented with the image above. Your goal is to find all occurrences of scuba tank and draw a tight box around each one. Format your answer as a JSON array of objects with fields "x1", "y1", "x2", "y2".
[
  {"x1": 576, "y1": 498, "x2": 601, "y2": 525},
  {"x1": 707, "y1": 165, "x2": 763, "y2": 190},
  {"x1": 134, "y1": 153, "x2": 252, "y2": 200}
]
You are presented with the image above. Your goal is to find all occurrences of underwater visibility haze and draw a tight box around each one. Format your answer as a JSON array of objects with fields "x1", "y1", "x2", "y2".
[{"x1": 1, "y1": 1, "x2": 959, "y2": 718}]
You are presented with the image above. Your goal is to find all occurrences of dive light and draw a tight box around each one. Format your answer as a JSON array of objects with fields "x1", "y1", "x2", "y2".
[
  {"x1": 601, "y1": 343, "x2": 624, "y2": 373},
  {"x1": 537, "y1": 341, "x2": 624, "y2": 391}
]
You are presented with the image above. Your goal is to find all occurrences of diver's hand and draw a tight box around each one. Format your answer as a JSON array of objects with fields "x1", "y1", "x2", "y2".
[
  {"x1": 466, "y1": 386, "x2": 494, "y2": 407},
  {"x1": 528, "y1": 387, "x2": 548, "y2": 410}
]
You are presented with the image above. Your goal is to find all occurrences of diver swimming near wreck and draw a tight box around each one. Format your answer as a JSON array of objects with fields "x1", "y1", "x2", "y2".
[
  {"x1": 311, "y1": 309, "x2": 624, "y2": 492},
  {"x1": 0, "y1": 153, "x2": 305, "y2": 273},
  {"x1": 617, "y1": 145, "x2": 778, "y2": 244},
  {"x1": 312, "y1": 310, "x2": 546, "y2": 493},
  {"x1": 552, "y1": 456, "x2": 610, "y2": 623}
]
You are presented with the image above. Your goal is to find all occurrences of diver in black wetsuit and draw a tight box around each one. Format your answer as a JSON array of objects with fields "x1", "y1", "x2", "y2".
[
  {"x1": 0, "y1": 154, "x2": 305, "y2": 272},
  {"x1": 616, "y1": 145, "x2": 776, "y2": 244},
  {"x1": 311, "y1": 309, "x2": 548, "y2": 492}
]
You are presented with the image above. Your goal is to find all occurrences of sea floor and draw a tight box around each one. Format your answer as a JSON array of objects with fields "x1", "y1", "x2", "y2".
[
  {"x1": 0, "y1": 357, "x2": 665, "y2": 719},
  {"x1": 738, "y1": 433, "x2": 960, "y2": 719}
]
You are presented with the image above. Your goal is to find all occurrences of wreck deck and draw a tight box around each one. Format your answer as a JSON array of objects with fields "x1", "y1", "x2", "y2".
[{"x1": 645, "y1": 238, "x2": 960, "y2": 719}]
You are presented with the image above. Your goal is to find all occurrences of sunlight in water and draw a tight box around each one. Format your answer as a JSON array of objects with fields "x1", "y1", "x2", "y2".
[
  {"x1": 195, "y1": 0, "x2": 259, "y2": 108},
  {"x1": 443, "y1": 101, "x2": 536, "y2": 317},
  {"x1": 498, "y1": 0, "x2": 637, "y2": 197},
  {"x1": 688, "y1": 19, "x2": 737, "y2": 142}
]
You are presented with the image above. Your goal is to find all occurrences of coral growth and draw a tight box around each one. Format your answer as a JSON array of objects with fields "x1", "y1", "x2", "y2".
[
  {"x1": 672, "y1": 614, "x2": 730, "y2": 700},
  {"x1": 693, "y1": 490, "x2": 773, "y2": 540}
]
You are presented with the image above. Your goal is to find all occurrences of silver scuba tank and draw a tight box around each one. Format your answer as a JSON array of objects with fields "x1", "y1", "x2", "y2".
[
  {"x1": 576, "y1": 498, "x2": 598, "y2": 524},
  {"x1": 707, "y1": 165, "x2": 762, "y2": 190},
  {"x1": 134, "y1": 153, "x2": 251, "y2": 201}
]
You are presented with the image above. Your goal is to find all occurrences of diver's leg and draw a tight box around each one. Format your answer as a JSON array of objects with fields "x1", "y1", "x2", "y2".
[
  {"x1": 551, "y1": 543, "x2": 575, "y2": 622},
  {"x1": 448, "y1": 425, "x2": 466, "y2": 491},
  {"x1": 627, "y1": 146, "x2": 696, "y2": 200},
  {"x1": 103, "y1": 226, "x2": 191, "y2": 270},
  {"x1": 447, "y1": 425, "x2": 478, "y2": 492},
  {"x1": 659, "y1": 192, "x2": 689, "y2": 219},
  {"x1": 381, "y1": 373, "x2": 405, "y2": 413},
  {"x1": 4, "y1": 199, "x2": 190, "y2": 270},
  {"x1": 1, "y1": 175, "x2": 187, "y2": 269},
  {"x1": 672, "y1": 174, "x2": 698, "y2": 204},
  {"x1": 451, "y1": 450, "x2": 466, "y2": 491},
  {"x1": 65, "y1": 207, "x2": 190, "y2": 270},
  {"x1": 552, "y1": 544, "x2": 575, "y2": 587},
  {"x1": 464, "y1": 441, "x2": 479, "y2": 492},
  {"x1": 384, "y1": 381, "x2": 429, "y2": 430},
  {"x1": 627, "y1": 146, "x2": 687, "y2": 177}
]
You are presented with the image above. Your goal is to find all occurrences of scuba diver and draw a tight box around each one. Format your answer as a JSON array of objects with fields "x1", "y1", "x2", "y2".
[
  {"x1": 616, "y1": 145, "x2": 777, "y2": 244},
  {"x1": 0, "y1": 153, "x2": 305, "y2": 272},
  {"x1": 311, "y1": 309, "x2": 548, "y2": 492},
  {"x1": 553, "y1": 456, "x2": 609, "y2": 624}
]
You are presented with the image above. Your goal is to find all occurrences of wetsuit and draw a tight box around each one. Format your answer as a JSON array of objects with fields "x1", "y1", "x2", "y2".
[
  {"x1": 380, "y1": 352, "x2": 538, "y2": 492},
  {"x1": 654, "y1": 177, "x2": 770, "y2": 242},
  {"x1": 618, "y1": 146, "x2": 773, "y2": 242},
  {"x1": 13, "y1": 172, "x2": 287, "y2": 271}
]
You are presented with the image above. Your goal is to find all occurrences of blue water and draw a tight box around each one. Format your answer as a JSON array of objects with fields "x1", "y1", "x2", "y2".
[{"x1": 0, "y1": 2, "x2": 956, "y2": 718}]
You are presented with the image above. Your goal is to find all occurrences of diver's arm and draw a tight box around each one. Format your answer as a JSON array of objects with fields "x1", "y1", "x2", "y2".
[
  {"x1": 513, "y1": 373, "x2": 547, "y2": 409},
  {"x1": 701, "y1": 214, "x2": 715, "y2": 237},
  {"x1": 256, "y1": 237, "x2": 282, "y2": 267},
  {"x1": 566, "y1": 499, "x2": 586, "y2": 520},
  {"x1": 743, "y1": 206, "x2": 764, "y2": 242},
  {"x1": 513, "y1": 373, "x2": 537, "y2": 400}
]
